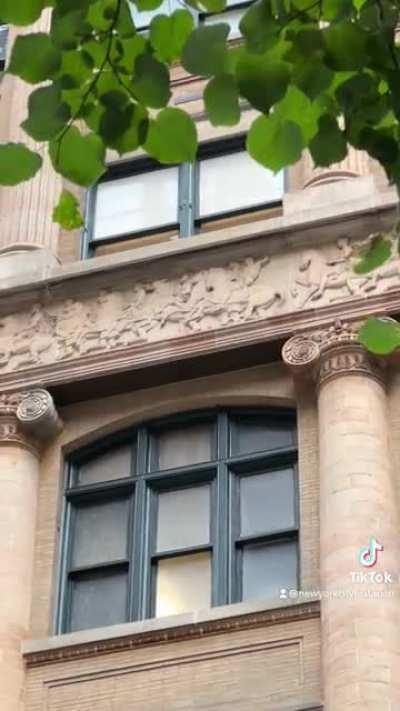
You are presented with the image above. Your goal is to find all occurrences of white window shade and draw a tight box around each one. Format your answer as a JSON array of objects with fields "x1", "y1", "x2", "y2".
[
  {"x1": 129, "y1": 0, "x2": 182, "y2": 29},
  {"x1": 93, "y1": 166, "x2": 179, "y2": 240},
  {"x1": 199, "y1": 150, "x2": 283, "y2": 218}
]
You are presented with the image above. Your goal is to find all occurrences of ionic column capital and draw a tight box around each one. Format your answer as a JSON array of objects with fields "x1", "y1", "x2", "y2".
[
  {"x1": 0, "y1": 389, "x2": 62, "y2": 454},
  {"x1": 282, "y1": 319, "x2": 385, "y2": 389}
]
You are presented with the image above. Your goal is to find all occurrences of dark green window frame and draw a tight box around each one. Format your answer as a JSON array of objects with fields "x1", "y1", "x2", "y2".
[
  {"x1": 82, "y1": 135, "x2": 285, "y2": 258},
  {"x1": 56, "y1": 408, "x2": 298, "y2": 634},
  {"x1": 0, "y1": 25, "x2": 8, "y2": 71}
]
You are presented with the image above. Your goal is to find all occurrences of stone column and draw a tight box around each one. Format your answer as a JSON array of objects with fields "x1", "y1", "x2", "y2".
[
  {"x1": 0, "y1": 12, "x2": 62, "y2": 273},
  {"x1": 0, "y1": 390, "x2": 61, "y2": 711},
  {"x1": 283, "y1": 320, "x2": 400, "y2": 711}
]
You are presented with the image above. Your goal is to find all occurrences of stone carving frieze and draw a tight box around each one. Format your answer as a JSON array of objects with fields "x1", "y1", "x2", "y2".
[{"x1": 0, "y1": 236, "x2": 399, "y2": 375}]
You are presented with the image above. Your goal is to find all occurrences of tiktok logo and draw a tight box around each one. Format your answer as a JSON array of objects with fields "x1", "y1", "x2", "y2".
[{"x1": 359, "y1": 538, "x2": 384, "y2": 568}]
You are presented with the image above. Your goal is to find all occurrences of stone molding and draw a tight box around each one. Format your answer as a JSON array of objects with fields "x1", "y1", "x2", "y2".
[
  {"x1": 0, "y1": 389, "x2": 62, "y2": 453},
  {"x1": 282, "y1": 319, "x2": 385, "y2": 388},
  {"x1": 23, "y1": 600, "x2": 320, "y2": 667}
]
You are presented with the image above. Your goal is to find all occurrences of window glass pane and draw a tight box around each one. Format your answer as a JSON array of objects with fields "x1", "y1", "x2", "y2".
[
  {"x1": 129, "y1": 0, "x2": 180, "y2": 28},
  {"x1": 242, "y1": 541, "x2": 297, "y2": 602},
  {"x1": 77, "y1": 444, "x2": 133, "y2": 485},
  {"x1": 93, "y1": 167, "x2": 179, "y2": 240},
  {"x1": 240, "y1": 469, "x2": 295, "y2": 536},
  {"x1": 156, "y1": 552, "x2": 211, "y2": 617},
  {"x1": 155, "y1": 422, "x2": 212, "y2": 470},
  {"x1": 231, "y1": 416, "x2": 293, "y2": 456},
  {"x1": 157, "y1": 485, "x2": 210, "y2": 552},
  {"x1": 0, "y1": 25, "x2": 8, "y2": 65},
  {"x1": 203, "y1": 7, "x2": 244, "y2": 37},
  {"x1": 72, "y1": 498, "x2": 129, "y2": 568},
  {"x1": 199, "y1": 151, "x2": 283, "y2": 218},
  {"x1": 70, "y1": 569, "x2": 128, "y2": 632}
]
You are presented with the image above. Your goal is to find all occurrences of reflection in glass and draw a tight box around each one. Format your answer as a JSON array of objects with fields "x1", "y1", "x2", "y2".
[
  {"x1": 231, "y1": 417, "x2": 293, "y2": 456},
  {"x1": 156, "y1": 422, "x2": 212, "y2": 470},
  {"x1": 70, "y1": 569, "x2": 128, "y2": 632},
  {"x1": 94, "y1": 167, "x2": 179, "y2": 240},
  {"x1": 199, "y1": 152, "x2": 283, "y2": 218},
  {"x1": 240, "y1": 469, "x2": 295, "y2": 536},
  {"x1": 156, "y1": 552, "x2": 211, "y2": 617},
  {"x1": 157, "y1": 485, "x2": 210, "y2": 552},
  {"x1": 72, "y1": 498, "x2": 129, "y2": 568},
  {"x1": 77, "y1": 444, "x2": 133, "y2": 485},
  {"x1": 242, "y1": 541, "x2": 297, "y2": 601}
]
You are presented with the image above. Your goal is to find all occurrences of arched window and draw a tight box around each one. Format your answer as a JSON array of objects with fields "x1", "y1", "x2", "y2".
[{"x1": 57, "y1": 409, "x2": 298, "y2": 633}]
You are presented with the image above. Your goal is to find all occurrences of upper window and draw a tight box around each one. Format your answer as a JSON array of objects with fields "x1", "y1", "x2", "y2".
[
  {"x1": 0, "y1": 25, "x2": 8, "y2": 71},
  {"x1": 85, "y1": 137, "x2": 284, "y2": 257},
  {"x1": 58, "y1": 409, "x2": 298, "y2": 634},
  {"x1": 129, "y1": 0, "x2": 250, "y2": 35}
]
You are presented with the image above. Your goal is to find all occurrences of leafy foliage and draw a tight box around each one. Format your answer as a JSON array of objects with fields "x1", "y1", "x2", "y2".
[
  {"x1": 3, "y1": 0, "x2": 400, "y2": 197},
  {"x1": 0, "y1": 144, "x2": 42, "y2": 185},
  {"x1": 53, "y1": 189, "x2": 84, "y2": 230},
  {"x1": 3, "y1": 0, "x2": 400, "y2": 368}
]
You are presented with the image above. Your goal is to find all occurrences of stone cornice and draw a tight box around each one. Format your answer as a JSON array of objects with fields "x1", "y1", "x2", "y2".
[
  {"x1": 23, "y1": 600, "x2": 320, "y2": 667},
  {"x1": 0, "y1": 188, "x2": 396, "y2": 315},
  {"x1": 282, "y1": 319, "x2": 385, "y2": 388}
]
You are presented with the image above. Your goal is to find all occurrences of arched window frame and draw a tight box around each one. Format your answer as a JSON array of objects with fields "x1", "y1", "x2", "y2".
[{"x1": 56, "y1": 408, "x2": 298, "y2": 634}]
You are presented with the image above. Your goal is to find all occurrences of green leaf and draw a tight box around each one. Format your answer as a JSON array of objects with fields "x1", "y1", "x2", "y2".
[
  {"x1": 132, "y1": 54, "x2": 171, "y2": 108},
  {"x1": 353, "y1": 235, "x2": 392, "y2": 274},
  {"x1": 0, "y1": 0, "x2": 44, "y2": 25},
  {"x1": 239, "y1": 0, "x2": 280, "y2": 53},
  {"x1": 322, "y1": 0, "x2": 354, "y2": 21},
  {"x1": 51, "y1": 0, "x2": 91, "y2": 50},
  {"x1": 49, "y1": 127, "x2": 105, "y2": 186},
  {"x1": 145, "y1": 107, "x2": 197, "y2": 163},
  {"x1": 0, "y1": 144, "x2": 42, "y2": 186},
  {"x1": 134, "y1": 0, "x2": 163, "y2": 10},
  {"x1": 309, "y1": 115, "x2": 347, "y2": 166},
  {"x1": 22, "y1": 85, "x2": 71, "y2": 141},
  {"x1": 198, "y1": 0, "x2": 226, "y2": 10},
  {"x1": 204, "y1": 74, "x2": 240, "y2": 126},
  {"x1": 8, "y1": 33, "x2": 61, "y2": 84},
  {"x1": 57, "y1": 50, "x2": 94, "y2": 89},
  {"x1": 182, "y1": 25, "x2": 230, "y2": 77},
  {"x1": 111, "y1": 104, "x2": 149, "y2": 155},
  {"x1": 275, "y1": 86, "x2": 322, "y2": 143},
  {"x1": 323, "y1": 22, "x2": 368, "y2": 70},
  {"x1": 247, "y1": 113, "x2": 303, "y2": 172},
  {"x1": 99, "y1": 102, "x2": 148, "y2": 153},
  {"x1": 150, "y1": 10, "x2": 195, "y2": 64},
  {"x1": 292, "y1": 60, "x2": 333, "y2": 101},
  {"x1": 359, "y1": 318, "x2": 400, "y2": 355},
  {"x1": 236, "y1": 53, "x2": 290, "y2": 113},
  {"x1": 53, "y1": 190, "x2": 84, "y2": 230}
]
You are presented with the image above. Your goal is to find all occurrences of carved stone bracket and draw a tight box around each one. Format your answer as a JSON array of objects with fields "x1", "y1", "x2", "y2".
[
  {"x1": 282, "y1": 319, "x2": 385, "y2": 388},
  {"x1": 0, "y1": 389, "x2": 62, "y2": 453}
]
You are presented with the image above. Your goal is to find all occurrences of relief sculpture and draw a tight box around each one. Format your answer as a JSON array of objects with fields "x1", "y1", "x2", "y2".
[
  {"x1": 0, "y1": 236, "x2": 399, "y2": 375},
  {"x1": 0, "y1": 255, "x2": 284, "y2": 373}
]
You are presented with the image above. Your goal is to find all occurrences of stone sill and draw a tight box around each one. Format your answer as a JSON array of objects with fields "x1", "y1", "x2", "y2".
[
  {"x1": 0, "y1": 181, "x2": 397, "y2": 308},
  {"x1": 22, "y1": 597, "x2": 320, "y2": 667}
]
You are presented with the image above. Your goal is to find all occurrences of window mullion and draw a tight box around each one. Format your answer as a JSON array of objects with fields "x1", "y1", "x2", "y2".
[
  {"x1": 129, "y1": 427, "x2": 148, "y2": 621},
  {"x1": 178, "y1": 161, "x2": 197, "y2": 237}
]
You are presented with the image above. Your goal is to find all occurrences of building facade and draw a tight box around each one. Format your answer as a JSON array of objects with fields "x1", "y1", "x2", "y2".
[{"x1": 0, "y1": 11, "x2": 400, "y2": 711}]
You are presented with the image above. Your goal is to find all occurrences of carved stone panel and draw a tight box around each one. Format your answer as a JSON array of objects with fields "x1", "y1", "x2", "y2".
[{"x1": 0, "y1": 235, "x2": 399, "y2": 376}]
